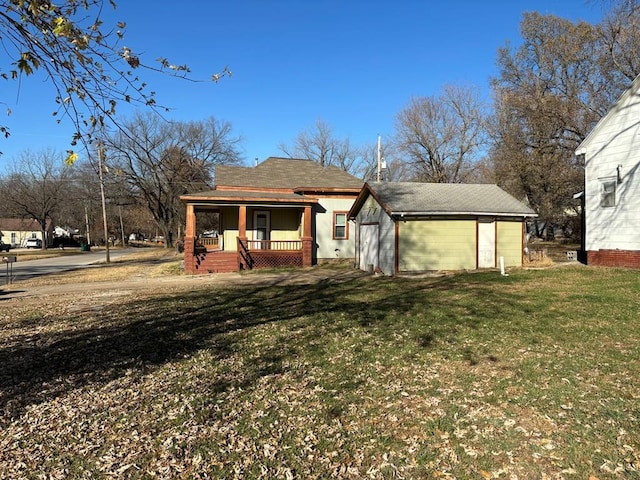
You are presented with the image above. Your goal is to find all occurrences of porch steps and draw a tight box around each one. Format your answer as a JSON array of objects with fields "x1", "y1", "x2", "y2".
[{"x1": 193, "y1": 251, "x2": 239, "y2": 273}]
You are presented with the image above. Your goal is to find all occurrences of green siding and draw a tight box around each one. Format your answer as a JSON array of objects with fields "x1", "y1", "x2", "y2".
[
  {"x1": 497, "y1": 221, "x2": 523, "y2": 266},
  {"x1": 399, "y1": 220, "x2": 476, "y2": 271},
  {"x1": 269, "y1": 209, "x2": 300, "y2": 241},
  {"x1": 221, "y1": 207, "x2": 238, "y2": 252}
]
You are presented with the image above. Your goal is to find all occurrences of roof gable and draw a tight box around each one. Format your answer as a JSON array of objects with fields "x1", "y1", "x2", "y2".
[
  {"x1": 350, "y1": 182, "x2": 537, "y2": 218},
  {"x1": 576, "y1": 74, "x2": 640, "y2": 155},
  {"x1": 215, "y1": 157, "x2": 363, "y2": 191}
]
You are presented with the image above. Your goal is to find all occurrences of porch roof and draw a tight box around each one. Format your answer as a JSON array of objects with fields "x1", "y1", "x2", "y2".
[{"x1": 180, "y1": 189, "x2": 318, "y2": 206}]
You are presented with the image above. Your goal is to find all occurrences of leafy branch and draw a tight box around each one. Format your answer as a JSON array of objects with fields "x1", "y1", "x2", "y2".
[{"x1": 0, "y1": 0, "x2": 229, "y2": 163}]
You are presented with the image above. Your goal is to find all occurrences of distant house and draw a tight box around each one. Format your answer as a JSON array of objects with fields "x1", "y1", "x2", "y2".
[
  {"x1": 348, "y1": 182, "x2": 537, "y2": 275},
  {"x1": 0, "y1": 218, "x2": 46, "y2": 248},
  {"x1": 180, "y1": 157, "x2": 363, "y2": 274},
  {"x1": 575, "y1": 74, "x2": 640, "y2": 268}
]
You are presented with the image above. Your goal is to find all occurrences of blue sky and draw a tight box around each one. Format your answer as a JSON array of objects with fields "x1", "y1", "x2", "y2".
[{"x1": 0, "y1": 0, "x2": 604, "y2": 169}]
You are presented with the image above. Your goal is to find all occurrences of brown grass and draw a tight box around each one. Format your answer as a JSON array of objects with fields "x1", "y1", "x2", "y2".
[{"x1": 16, "y1": 248, "x2": 182, "y2": 287}]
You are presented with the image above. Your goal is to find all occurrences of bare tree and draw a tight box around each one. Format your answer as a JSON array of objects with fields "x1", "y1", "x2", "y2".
[
  {"x1": 279, "y1": 118, "x2": 361, "y2": 174},
  {"x1": 394, "y1": 84, "x2": 488, "y2": 183},
  {"x1": 0, "y1": 149, "x2": 71, "y2": 248},
  {"x1": 0, "y1": 0, "x2": 229, "y2": 161},
  {"x1": 489, "y1": 10, "x2": 633, "y2": 237},
  {"x1": 357, "y1": 140, "x2": 410, "y2": 182},
  {"x1": 599, "y1": 0, "x2": 640, "y2": 83},
  {"x1": 103, "y1": 113, "x2": 242, "y2": 247},
  {"x1": 52, "y1": 160, "x2": 97, "y2": 244}
]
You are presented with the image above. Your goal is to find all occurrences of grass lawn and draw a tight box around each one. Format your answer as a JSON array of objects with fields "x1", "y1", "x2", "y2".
[{"x1": 0, "y1": 264, "x2": 639, "y2": 478}]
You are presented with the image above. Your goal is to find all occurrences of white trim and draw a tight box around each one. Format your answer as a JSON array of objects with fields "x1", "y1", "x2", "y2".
[{"x1": 253, "y1": 210, "x2": 270, "y2": 241}]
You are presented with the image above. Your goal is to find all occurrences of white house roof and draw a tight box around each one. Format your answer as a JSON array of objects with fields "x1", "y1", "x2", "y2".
[
  {"x1": 576, "y1": 74, "x2": 640, "y2": 156},
  {"x1": 349, "y1": 182, "x2": 537, "y2": 218}
]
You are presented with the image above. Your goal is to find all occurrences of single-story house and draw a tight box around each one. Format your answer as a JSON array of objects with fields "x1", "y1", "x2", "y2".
[
  {"x1": 180, "y1": 157, "x2": 363, "y2": 274},
  {"x1": 0, "y1": 218, "x2": 47, "y2": 248},
  {"x1": 348, "y1": 182, "x2": 537, "y2": 275},
  {"x1": 575, "y1": 74, "x2": 640, "y2": 268}
]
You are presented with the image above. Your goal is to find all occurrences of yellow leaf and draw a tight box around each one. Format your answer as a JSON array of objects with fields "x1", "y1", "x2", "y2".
[
  {"x1": 65, "y1": 151, "x2": 78, "y2": 165},
  {"x1": 480, "y1": 470, "x2": 492, "y2": 479}
]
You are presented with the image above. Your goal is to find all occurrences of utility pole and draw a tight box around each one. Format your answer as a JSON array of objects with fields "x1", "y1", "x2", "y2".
[
  {"x1": 84, "y1": 204, "x2": 91, "y2": 246},
  {"x1": 376, "y1": 135, "x2": 382, "y2": 182},
  {"x1": 97, "y1": 143, "x2": 110, "y2": 263},
  {"x1": 119, "y1": 205, "x2": 126, "y2": 247}
]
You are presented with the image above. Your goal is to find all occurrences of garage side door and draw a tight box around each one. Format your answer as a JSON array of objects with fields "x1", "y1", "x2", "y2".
[
  {"x1": 399, "y1": 220, "x2": 476, "y2": 271},
  {"x1": 359, "y1": 224, "x2": 379, "y2": 271},
  {"x1": 477, "y1": 220, "x2": 496, "y2": 268}
]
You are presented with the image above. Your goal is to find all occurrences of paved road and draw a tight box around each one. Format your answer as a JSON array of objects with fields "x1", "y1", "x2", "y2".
[{"x1": 1, "y1": 249, "x2": 139, "y2": 284}]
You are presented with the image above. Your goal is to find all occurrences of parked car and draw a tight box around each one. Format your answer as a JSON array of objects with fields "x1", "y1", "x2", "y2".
[
  {"x1": 25, "y1": 238, "x2": 42, "y2": 249},
  {"x1": 0, "y1": 241, "x2": 10, "y2": 252}
]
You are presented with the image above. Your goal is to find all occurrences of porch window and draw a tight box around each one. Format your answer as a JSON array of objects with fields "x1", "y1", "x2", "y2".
[
  {"x1": 600, "y1": 179, "x2": 616, "y2": 208},
  {"x1": 333, "y1": 212, "x2": 348, "y2": 240}
]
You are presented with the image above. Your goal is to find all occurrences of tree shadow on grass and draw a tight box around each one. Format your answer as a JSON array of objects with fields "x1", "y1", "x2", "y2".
[{"x1": 0, "y1": 270, "x2": 527, "y2": 420}]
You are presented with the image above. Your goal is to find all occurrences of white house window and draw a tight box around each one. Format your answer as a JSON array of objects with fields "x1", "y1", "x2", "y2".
[
  {"x1": 600, "y1": 180, "x2": 616, "y2": 207},
  {"x1": 333, "y1": 212, "x2": 348, "y2": 240}
]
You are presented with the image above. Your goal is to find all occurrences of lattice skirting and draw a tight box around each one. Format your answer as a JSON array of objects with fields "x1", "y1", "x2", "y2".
[{"x1": 250, "y1": 252, "x2": 303, "y2": 269}]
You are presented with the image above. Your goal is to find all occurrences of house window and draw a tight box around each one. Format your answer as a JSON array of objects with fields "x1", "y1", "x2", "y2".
[
  {"x1": 333, "y1": 212, "x2": 348, "y2": 240},
  {"x1": 600, "y1": 179, "x2": 616, "y2": 207}
]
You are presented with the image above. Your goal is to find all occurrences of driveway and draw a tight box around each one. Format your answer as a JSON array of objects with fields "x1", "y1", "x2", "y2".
[{"x1": 1, "y1": 248, "x2": 140, "y2": 284}]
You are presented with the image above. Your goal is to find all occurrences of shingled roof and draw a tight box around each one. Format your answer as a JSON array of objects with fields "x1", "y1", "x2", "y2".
[
  {"x1": 0, "y1": 218, "x2": 43, "y2": 231},
  {"x1": 215, "y1": 157, "x2": 363, "y2": 191},
  {"x1": 350, "y1": 182, "x2": 537, "y2": 218}
]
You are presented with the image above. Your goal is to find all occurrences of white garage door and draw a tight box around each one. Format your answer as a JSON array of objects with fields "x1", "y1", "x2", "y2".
[{"x1": 359, "y1": 224, "x2": 379, "y2": 272}]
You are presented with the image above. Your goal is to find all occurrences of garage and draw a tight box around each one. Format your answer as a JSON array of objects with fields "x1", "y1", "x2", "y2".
[{"x1": 348, "y1": 182, "x2": 537, "y2": 275}]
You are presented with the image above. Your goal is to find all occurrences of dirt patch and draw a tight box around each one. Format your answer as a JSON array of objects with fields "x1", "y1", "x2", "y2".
[{"x1": 1, "y1": 250, "x2": 370, "y2": 312}]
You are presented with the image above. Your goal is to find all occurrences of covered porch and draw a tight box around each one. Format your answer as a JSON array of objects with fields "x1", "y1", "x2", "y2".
[{"x1": 182, "y1": 191, "x2": 316, "y2": 274}]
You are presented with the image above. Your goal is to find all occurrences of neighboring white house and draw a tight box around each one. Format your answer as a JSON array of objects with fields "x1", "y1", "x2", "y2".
[
  {"x1": 0, "y1": 218, "x2": 47, "y2": 248},
  {"x1": 575, "y1": 74, "x2": 640, "y2": 268}
]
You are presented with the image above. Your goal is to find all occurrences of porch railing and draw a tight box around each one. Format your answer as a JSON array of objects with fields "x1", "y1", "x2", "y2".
[
  {"x1": 195, "y1": 236, "x2": 221, "y2": 250},
  {"x1": 244, "y1": 239, "x2": 302, "y2": 251}
]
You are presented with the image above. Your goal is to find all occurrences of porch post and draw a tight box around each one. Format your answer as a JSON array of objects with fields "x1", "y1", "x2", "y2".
[
  {"x1": 185, "y1": 204, "x2": 196, "y2": 237},
  {"x1": 302, "y1": 205, "x2": 313, "y2": 267},
  {"x1": 184, "y1": 203, "x2": 197, "y2": 274},
  {"x1": 238, "y1": 205, "x2": 248, "y2": 269},
  {"x1": 238, "y1": 205, "x2": 247, "y2": 239}
]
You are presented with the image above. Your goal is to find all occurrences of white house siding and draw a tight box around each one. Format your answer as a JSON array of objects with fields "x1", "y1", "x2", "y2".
[
  {"x1": 496, "y1": 220, "x2": 523, "y2": 267},
  {"x1": 315, "y1": 197, "x2": 357, "y2": 260},
  {"x1": 2, "y1": 230, "x2": 43, "y2": 248},
  {"x1": 398, "y1": 219, "x2": 476, "y2": 271},
  {"x1": 582, "y1": 87, "x2": 640, "y2": 252}
]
